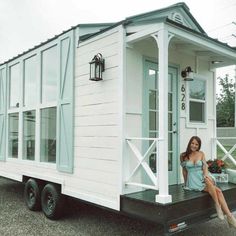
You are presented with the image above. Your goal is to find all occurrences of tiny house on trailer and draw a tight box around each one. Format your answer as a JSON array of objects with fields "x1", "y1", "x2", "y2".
[{"x1": 1, "y1": 2, "x2": 236, "y2": 235}]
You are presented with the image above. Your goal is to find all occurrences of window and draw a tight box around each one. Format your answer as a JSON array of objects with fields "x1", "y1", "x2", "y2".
[
  {"x1": 40, "y1": 107, "x2": 56, "y2": 163},
  {"x1": 0, "y1": 69, "x2": 3, "y2": 111},
  {"x1": 24, "y1": 56, "x2": 37, "y2": 107},
  {"x1": 41, "y1": 46, "x2": 57, "y2": 103},
  {"x1": 23, "y1": 111, "x2": 36, "y2": 160},
  {"x1": 9, "y1": 63, "x2": 20, "y2": 108},
  {"x1": 189, "y1": 79, "x2": 206, "y2": 123},
  {"x1": 8, "y1": 113, "x2": 19, "y2": 158}
]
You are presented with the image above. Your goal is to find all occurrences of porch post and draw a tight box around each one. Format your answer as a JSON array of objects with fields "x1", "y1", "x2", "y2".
[{"x1": 152, "y1": 26, "x2": 173, "y2": 204}]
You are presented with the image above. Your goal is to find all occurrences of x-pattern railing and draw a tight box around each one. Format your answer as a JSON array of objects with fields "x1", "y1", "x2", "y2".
[
  {"x1": 216, "y1": 137, "x2": 236, "y2": 167},
  {"x1": 125, "y1": 137, "x2": 159, "y2": 190}
]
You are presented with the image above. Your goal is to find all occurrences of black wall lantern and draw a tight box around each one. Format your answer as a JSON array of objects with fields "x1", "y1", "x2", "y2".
[
  {"x1": 181, "y1": 66, "x2": 194, "y2": 81},
  {"x1": 89, "y1": 53, "x2": 105, "y2": 81}
]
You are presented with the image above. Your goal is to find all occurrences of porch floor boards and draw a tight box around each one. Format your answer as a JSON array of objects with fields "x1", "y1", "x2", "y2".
[{"x1": 120, "y1": 183, "x2": 236, "y2": 232}]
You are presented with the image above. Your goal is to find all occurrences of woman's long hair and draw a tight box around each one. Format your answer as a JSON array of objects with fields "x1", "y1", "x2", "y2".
[{"x1": 182, "y1": 136, "x2": 201, "y2": 160}]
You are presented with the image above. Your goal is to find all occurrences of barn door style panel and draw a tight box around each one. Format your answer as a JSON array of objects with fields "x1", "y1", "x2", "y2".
[
  {"x1": 0, "y1": 67, "x2": 6, "y2": 161},
  {"x1": 57, "y1": 30, "x2": 74, "y2": 173}
]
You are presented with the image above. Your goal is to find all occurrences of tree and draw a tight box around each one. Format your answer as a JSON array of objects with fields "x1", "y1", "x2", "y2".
[{"x1": 216, "y1": 74, "x2": 235, "y2": 127}]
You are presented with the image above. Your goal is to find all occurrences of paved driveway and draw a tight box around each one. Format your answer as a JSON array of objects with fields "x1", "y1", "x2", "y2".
[{"x1": 0, "y1": 177, "x2": 235, "y2": 236}]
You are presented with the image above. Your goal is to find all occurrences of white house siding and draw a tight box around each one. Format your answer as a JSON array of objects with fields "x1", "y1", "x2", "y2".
[{"x1": 71, "y1": 28, "x2": 122, "y2": 210}]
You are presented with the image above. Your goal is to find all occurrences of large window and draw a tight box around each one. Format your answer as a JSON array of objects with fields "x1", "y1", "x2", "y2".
[
  {"x1": 23, "y1": 111, "x2": 36, "y2": 160},
  {"x1": 189, "y1": 79, "x2": 206, "y2": 123},
  {"x1": 41, "y1": 46, "x2": 57, "y2": 103},
  {"x1": 0, "y1": 69, "x2": 3, "y2": 111},
  {"x1": 24, "y1": 56, "x2": 37, "y2": 107},
  {"x1": 40, "y1": 107, "x2": 56, "y2": 163},
  {"x1": 8, "y1": 113, "x2": 19, "y2": 158},
  {"x1": 9, "y1": 63, "x2": 20, "y2": 108}
]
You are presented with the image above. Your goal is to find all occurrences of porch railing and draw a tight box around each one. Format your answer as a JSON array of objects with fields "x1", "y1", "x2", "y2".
[
  {"x1": 214, "y1": 137, "x2": 236, "y2": 168},
  {"x1": 125, "y1": 137, "x2": 160, "y2": 190}
]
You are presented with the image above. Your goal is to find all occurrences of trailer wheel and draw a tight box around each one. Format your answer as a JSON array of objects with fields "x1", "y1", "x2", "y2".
[
  {"x1": 24, "y1": 178, "x2": 41, "y2": 211},
  {"x1": 41, "y1": 183, "x2": 63, "y2": 220}
]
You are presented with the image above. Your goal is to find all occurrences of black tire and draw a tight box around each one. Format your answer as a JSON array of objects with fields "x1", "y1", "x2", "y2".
[
  {"x1": 41, "y1": 183, "x2": 63, "y2": 220},
  {"x1": 24, "y1": 178, "x2": 42, "y2": 211}
]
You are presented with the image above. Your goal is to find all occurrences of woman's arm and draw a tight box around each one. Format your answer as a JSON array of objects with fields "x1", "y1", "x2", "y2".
[
  {"x1": 182, "y1": 168, "x2": 188, "y2": 185},
  {"x1": 180, "y1": 154, "x2": 188, "y2": 185}
]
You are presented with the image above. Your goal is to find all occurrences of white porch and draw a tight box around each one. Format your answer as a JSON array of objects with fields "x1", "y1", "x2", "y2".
[{"x1": 123, "y1": 20, "x2": 236, "y2": 204}]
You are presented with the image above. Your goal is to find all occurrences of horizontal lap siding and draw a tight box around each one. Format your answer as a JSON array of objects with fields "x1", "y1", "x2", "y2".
[{"x1": 72, "y1": 29, "x2": 121, "y2": 210}]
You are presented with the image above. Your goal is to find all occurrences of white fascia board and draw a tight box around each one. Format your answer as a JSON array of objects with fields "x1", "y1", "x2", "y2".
[
  {"x1": 78, "y1": 26, "x2": 120, "y2": 47},
  {"x1": 126, "y1": 23, "x2": 163, "y2": 44},
  {"x1": 166, "y1": 24, "x2": 236, "y2": 60},
  {"x1": 126, "y1": 22, "x2": 161, "y2": 34}
]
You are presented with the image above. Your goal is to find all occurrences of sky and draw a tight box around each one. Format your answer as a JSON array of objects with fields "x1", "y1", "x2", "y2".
[{"x1": 0, "y1": 0, "x2": 236, "y2": 86}]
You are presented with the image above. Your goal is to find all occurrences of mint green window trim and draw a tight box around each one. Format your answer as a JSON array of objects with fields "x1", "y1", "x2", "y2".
[
  {"x1": 56, "y1": 30, "x2": 74, "y2": 173},
  {"x1": 0, "y1": 66, "x2": 7, "y2": 161}
]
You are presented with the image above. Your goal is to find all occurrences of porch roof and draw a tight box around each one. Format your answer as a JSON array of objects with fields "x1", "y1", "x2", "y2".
[{"x1": 125, "y1": 17, "x2": 236, "y2": 68}]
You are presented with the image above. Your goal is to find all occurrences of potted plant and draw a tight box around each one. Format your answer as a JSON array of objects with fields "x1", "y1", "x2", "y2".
[
  {"x1": 207, "y1": 159, "x2": 228, "y2": 183},
  {"x1": 207, "y1": 159, "x2": 225, "y2": 173}
]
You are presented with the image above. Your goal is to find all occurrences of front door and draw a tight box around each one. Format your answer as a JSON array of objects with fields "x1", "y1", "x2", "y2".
[{"x1": 144, "y1": 60, "x2": 178, "y2": 185}]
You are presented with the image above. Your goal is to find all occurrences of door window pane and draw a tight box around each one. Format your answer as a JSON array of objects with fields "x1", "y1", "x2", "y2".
[
  {"x1": 149, "y1": 90, "x2": 156, "y2": 110},
  {"x1": 23, "y1": 111, "x2": 36, "y2": 160},
  {"x1": 168, "y1": 152, "x2": 173, "y2": 171},
  {"x1": 149, "y1": 153, "x2": 156, "y2": 173},
  {"x1": 42, "y1": 46, "x2": 57, "y2": 103},
  {"x1": 9, "y1": 63, "x2": 20, "y2": 108},
  {"x1": 148, "y1": 69, "x2": 157, "y2": 89},
  {"x1": 40, "y1": 107, "x2": 56, "y2": 163},
  {"x1": 149, "y1": 111, "x2": 157, "y2": 131},
  {"x1": 8, "y1": 113, "x2": 19, "y2": 158},
  {"x1": 24, "y1": 56, "x2": 37, "y2": 106}
]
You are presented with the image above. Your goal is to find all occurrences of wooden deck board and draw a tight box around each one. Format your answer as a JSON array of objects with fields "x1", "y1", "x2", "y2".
[
  {"x1": 120, "y1": 183, "x2": 236, "y2": 234},
  {"x1": 122, "y1": 183, "x2": 236, "y2": 205}
]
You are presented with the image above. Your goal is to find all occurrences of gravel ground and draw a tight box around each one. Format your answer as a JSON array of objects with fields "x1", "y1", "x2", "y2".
[{"x1": 0, "y1": 177, "x2": 236, "y2": 236}]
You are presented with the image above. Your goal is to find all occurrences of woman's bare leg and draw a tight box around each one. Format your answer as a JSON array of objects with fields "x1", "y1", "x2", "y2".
[
  {"x1": 215, "y1": 187, "x2": 231, "y2": 216},
  {"x1": 204, "y1": 178, "x2": 220, "y2": 205}
]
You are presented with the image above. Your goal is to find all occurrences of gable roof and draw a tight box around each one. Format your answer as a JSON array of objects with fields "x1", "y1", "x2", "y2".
[{"x1": 125, "y1": 2, "x2": 206, "y2": 34}]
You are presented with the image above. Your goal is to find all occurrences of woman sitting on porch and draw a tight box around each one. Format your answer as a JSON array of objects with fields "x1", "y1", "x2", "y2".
[{"x1": 180, "y1": 136, "x2": 236, "y2": 228}]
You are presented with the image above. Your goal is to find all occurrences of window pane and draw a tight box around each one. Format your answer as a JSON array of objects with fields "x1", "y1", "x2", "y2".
[
  {"x1": 168, "y1": 152, "x2": 173, "y2": 171},
  {"x1": 168, "y1": 93, "x2": 172, "y2": 111},
  {"x1": 149, "y1": 90, "x2": 156, "y2": 110},
  {"x1": 8, "y1": 113, "x2": 19, "y2": 158},
  {"x1": 168, "y1": 73, "x2": 173, "y2": 92},
  {"x1": 189, "y1": 80, "x2": 206, "y2": 100},
  {"x1": 40, "y1": 107, "x2": 56, "y2": 163},
  {"x1": 0, "y1": 69, "x2": 3, "y2": 111},
  {"x1": 9, "y1": 63, "x2": 20, "y2": 108},
  {"x1": 149, "y1": 111, "x2": 157, "y2": 131},
  {"x1": 42, "y1": 46, "x2": 57, "y2": 103},
  {"x1": 149, "y1": 153, "x2": 156, "y2": 173},
  {"x1": 23, "y1": 111, "x2": 36, "y2": 160},
  {"x1": 190, "y1": 101, "x2": 205, "y2": 122},
  {"x1": 168, "y1": 113, "x2": 172, "y2": 131},
  {"x1": 148, "y1": 69, "x2": 157, "y2": 89},
  {"x1": 24, "y1": 56, "x2": 37, "y2": 106}
]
